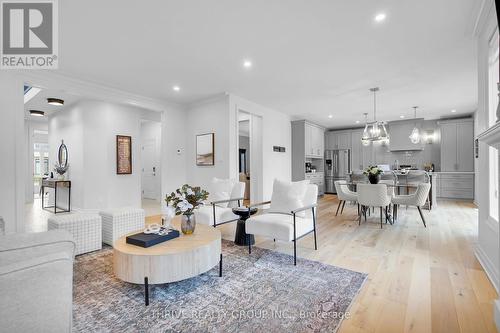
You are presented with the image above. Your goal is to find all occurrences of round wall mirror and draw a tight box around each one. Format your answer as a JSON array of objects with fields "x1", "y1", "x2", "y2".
[{"x1": 58, "y1": 140, "x2": 68, "y2": 167}]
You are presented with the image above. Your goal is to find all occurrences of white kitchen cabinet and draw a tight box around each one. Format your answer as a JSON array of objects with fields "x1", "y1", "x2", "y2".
[{"x1": 439, "y1": 119, "x2": 474, "y2": 172}]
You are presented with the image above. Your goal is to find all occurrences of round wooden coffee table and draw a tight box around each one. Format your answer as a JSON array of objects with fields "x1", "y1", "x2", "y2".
[{"x1": 113, "y1": 218, "x2": 221, "y2": 305}]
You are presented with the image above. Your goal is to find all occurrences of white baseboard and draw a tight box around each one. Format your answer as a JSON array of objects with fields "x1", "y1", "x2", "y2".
[{"x1": 475, "y1": 243, "x2": 499, "y2": 292}]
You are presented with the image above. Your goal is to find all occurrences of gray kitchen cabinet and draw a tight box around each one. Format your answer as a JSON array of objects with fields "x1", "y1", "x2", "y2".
[
  {"x1": 351, "y1": 130, "x2": 364, "y2": 171},
  {"x1": 338, "y1": 132, "x2": 351, "y2": 149},
  {"x1": 326, "y1": 132, "x2": 338, "y2": 150},
  {"x1": 439, "y1": 119, "x2": 474, "y2": 172},
  {"x1": 436, "y1": 173, "x2": 474, "y2": 199},
  {"x1": 291, "y1": 120, "x2": 325, "y2": 191}
]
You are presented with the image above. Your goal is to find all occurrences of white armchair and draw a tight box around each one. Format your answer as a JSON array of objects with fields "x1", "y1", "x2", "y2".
[
  {"x1": 194, "y1": 178, "x2": 245, "y2": 227},
  {"x1": 246, "y1": 180, "x2": 318, "y2": 266}
]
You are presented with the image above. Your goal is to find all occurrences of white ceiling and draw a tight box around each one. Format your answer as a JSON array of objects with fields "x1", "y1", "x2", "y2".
[
  {"x1": 57, "y1": 0, "x2": 480, "y2": 128},
  {"x1": 24, "y1": 88, "x2": 81, "y2": 121}
]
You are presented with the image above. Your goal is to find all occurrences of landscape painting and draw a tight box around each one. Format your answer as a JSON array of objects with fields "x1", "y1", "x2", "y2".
[{"x1": 196, "y1": 133, "x2": 214, "y2": 166}]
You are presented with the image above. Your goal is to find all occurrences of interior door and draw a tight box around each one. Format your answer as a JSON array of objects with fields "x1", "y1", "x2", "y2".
[{"x1": 141, "y1": 139, "x2": 158, "y2": 199}]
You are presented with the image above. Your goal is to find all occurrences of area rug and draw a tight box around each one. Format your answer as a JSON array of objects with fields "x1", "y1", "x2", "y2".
[{"x1": 73, "y1": 241, "x2": 367, "y2": 333}]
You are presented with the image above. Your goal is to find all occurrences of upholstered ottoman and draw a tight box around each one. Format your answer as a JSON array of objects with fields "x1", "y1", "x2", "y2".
[
  {"x1": 99, "y1": 207, "x2": 145, "y2": 245},
  {"x1": 48, "y1": 213, "x2": 102, "y2": 255}
]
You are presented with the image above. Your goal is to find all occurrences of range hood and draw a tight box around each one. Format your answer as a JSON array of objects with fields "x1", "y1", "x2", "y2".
[{"x1": 387, "y1": 119, "x2": 425, "y2": 151}]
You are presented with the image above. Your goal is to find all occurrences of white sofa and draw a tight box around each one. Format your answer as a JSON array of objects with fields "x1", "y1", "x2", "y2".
[
  {"x1": 195, "y1": 179, "x2": 245, "y2": 227},
  {"x1": 0, "y1": 230, "x2": 75, "y2": 332},
  {"x1": 99, "y1": 207, "x2": 145, "y2": 245}
]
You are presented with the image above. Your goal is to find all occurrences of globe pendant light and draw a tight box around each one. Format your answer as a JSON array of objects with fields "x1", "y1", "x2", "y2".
[
  {"x1": 409, "y1": 106, "x2": 421, "y2": 144},
  {"x1": 362, "y1": 87, "x2": 389, "y2": 142}
]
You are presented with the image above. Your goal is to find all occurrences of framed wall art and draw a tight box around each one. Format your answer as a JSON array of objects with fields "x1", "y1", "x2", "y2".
[
  {"x1": 116, "y1": 135, "x2": 132, "y2": 174},
  {"x1": 196, "y1": 133, "x2": 215, "y2": 166}
]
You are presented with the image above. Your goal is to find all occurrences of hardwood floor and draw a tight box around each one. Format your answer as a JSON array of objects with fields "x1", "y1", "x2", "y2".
[
  {"x1": 30, "y1": 195, "x2": 496, "y2": 332},
  {"x1": 214, "y1": 195, "x2": 497, "y2": 333}
]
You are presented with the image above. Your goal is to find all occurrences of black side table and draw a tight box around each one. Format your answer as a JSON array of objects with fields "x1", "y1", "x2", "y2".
[{"x1": 232, "y1": 207, "x2": 258, "y2": 246}]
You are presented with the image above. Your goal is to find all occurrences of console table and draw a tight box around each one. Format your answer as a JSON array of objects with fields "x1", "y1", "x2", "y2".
[{"x1": 41, "y1": 179, "x2": 71, "y2": 214}]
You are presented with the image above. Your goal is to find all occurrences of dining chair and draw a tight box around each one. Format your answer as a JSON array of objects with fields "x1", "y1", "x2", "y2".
[
  {"x1": 334, "y1": 180, "x2": 358, "y2": 216},
  {"x1": 392, "y1": 183, "x2": 431, "y2": 227},
  {"x1": 357, "y1": 184, "x2": 392, "y2": 228}
]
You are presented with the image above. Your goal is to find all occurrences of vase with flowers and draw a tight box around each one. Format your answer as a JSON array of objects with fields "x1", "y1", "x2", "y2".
[
  {"x1": 165, "y1": 184, "x2": 209, "y2": 235},
  {"x1": 363, "y1": 165, "x2": 384, "y2": 184}
]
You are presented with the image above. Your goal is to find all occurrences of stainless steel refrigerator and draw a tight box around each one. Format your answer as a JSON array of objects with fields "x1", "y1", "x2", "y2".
[{"x1": 325, "y1": 149, "x2": 351, "y2": 194}]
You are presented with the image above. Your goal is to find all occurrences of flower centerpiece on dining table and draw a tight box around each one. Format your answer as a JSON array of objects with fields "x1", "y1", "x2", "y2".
[
  {"x1": 165, "y1": 184, "x2": 209, "y2": 235},
  {"x1": 363, "y1": 165, "x2": 384, "y2": 184}
]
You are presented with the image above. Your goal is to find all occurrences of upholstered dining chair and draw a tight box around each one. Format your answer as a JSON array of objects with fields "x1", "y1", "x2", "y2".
[
  {"x1": 334, "y1": 180, "x2": 358, "y2": 216},
  {"x1": 392, "y1": 183, "x2": 431, "y2": 227},
  {"x1": 357, "y1": 184, "x2": 392, "y2": 229},
  {"x1": 246, "y1": 181, "x2": 318, "y2": 266},
  {"x1": 195, "y1": 178, "x2": 245, "y2": 227}
]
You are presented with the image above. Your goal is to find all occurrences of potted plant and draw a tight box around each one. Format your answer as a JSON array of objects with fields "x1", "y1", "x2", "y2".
[
  {"x1": 165, "y1": 184, "x2": 209, "y2": 235},
  {"x1": 364, "y1": 165, "x2": 384, "y2": 184}
]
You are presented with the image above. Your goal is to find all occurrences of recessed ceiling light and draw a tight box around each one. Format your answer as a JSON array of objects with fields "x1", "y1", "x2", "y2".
[
  {"x1": 47, "y1": 98, "x2": 64, "y2": 106},
  {"x1": 172, "y1": 86, "x2": 180, "y2": 92},
  {"x1": 30, "y1": 110, "x2": 45, "y2": 117},
  {"x1": 328, "y1": 115, "x2": 333, "y2": 119},
  {"x1": 400, "y1": 115, "x2": 405, "y2": 119},
  {"x1": 374, "y1": 13, "x2": 386, "y2": 22},
  {"x1": 451, "y1": 109, "x2": 457, "y2": 113},
  {"x1": 355, "y1": 120, "x2": 360, "y2": 124},
  {"x1": 243, "y1": 60, "x2": 252, "y2": 68}
]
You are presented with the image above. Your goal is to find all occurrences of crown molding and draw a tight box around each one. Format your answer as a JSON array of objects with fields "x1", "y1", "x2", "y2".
[
  {"x1": 472, "y1": 0, "x2": 496, "y2": 37},
  {"x1": 18, "y1": 70, "x2": 182, "y2": 112}
]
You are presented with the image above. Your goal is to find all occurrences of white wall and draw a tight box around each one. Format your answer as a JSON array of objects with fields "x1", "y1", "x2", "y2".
[
  {"x1": 229, "y1": 94, "x2": 292, "y2": 201},
  {"x1": 161, "y1": 104, "x2": 188, "y2": 198},
  {"x1": 49, "y1": 100, "x2": 142, "y2": 211},
  {"x1": 474, "y1": 0, "x2": 500, "y2": 293},
  {"x1": 0, "y1": 72, "x2": 25, "y2": 233},
  {"x1": 185, "y1": 94, "x2": 231, "y2": 187}
]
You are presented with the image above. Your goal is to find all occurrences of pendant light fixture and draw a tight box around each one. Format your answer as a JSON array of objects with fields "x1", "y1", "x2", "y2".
[
  {"x1": 409, "y1": 106, "x2": 420, "y2": 144},
  {"x1": 361, "y1": 113, "x2": 370, "y2": 146},
  {"x1": 361, "y1": 87, "x2": 389, "y2": 143}
]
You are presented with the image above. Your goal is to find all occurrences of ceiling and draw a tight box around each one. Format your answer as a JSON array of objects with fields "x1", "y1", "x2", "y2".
[
  {"x1": 24, "y1": 88, "x2": 81, "y2": 122},
  {"x1": 57, "y1": 0, "x2": 480, "y2": 129}
]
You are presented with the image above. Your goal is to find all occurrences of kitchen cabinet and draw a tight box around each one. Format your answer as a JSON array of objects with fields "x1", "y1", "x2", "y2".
[
  {"x1": 304, "y1": 122, "x2": 324, "y2": 158},
  {"x1": 439, "y1": 119, "x2": 474, "y2": 172},
  {"x1": 435, "y1": 172, "x2": 474, "y2": 199},
  {"x1": 326, "y1": 131, "x2": 350, "y2": 150},
  {"x1": 306, "y1": 172, "x2": 325, "y2": 195},
  {"x1": 351, "y1": 129, "x2": 363, "y2": 171},
  {"x1": 291, "y1": 120, "x2": 325, "y2": 187}
]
